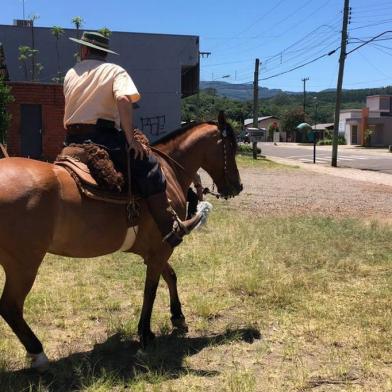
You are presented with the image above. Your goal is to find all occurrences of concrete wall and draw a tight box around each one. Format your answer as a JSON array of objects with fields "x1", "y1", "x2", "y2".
[
  {"x1": 367, "y1": 95, "x2": 392, "y2": 113},
  {"x1": 368, "y1": 118, "x2": 392, "y2": 146},
  {"x1": 340, "y1": 111, "x2": 361, "y2": 145},
  {"x1": 0, "y1": 24, "x2": 199, "y2": 142}
]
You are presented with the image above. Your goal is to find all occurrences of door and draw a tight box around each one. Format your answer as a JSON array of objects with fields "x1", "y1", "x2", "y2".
[
  {"x1": 351, "y1": 125, "x2": 358, "y2": 145},
  {"x1": 20, "y1": 104, "x2": 42, "y2": 159}
]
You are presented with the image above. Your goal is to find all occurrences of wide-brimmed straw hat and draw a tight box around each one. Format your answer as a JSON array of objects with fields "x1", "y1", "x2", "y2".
[{"x1": 69, "y1": 31, "x2": 119, "y2": 55}]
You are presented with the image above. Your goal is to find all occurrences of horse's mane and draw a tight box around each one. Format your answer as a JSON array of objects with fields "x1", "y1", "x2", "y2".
[
  {"x1": 151, "y1": 121, "x2": 237, "y2": 151},
  {"x1": 151, "y1": 121, "x2": 217, "y2": 146}
]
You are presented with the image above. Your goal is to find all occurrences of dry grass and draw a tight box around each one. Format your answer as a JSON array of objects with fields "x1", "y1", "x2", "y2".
[{"x1": 0, "y1": 159, "x2": 391, "y2": 391}]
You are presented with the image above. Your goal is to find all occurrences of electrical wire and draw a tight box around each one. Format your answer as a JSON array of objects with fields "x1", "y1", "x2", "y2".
[
  {"x1": 211, "y1": 0, "x2": 336, "y2": 58},
  {"x1": 260, "y1": 48, "x2": 339, "y2": 81},
  {"x1": 209, "y1": 0, "x2": 288, "y2": 52}
]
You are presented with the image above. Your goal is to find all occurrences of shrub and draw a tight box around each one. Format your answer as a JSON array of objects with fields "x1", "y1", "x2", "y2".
[
  {"x1": 317, "y1": 135, "x2": 346, "y2": 145},
  {"x1": 0, "y1": 77, "x2": 14, "y2": 144},
  {"x1": 237, "y1": 144, "x2": 261, "y2": 155}
]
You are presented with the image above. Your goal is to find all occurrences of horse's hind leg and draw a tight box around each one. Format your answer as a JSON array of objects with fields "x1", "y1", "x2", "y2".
[
  {"x1": 161, "y1": 262, "x2": 188, "y2": 332},
  {"x1": 138, "y1": 262, "x2": 162, "y2": 348},
  {"x1": 0, "y1": 257, "x2": 49, "y2": 372}
]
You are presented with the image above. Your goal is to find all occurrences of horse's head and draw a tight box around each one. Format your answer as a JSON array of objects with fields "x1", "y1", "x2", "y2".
[{"x1": 201, "y1": 112, "x2": 243, "y2": 199}]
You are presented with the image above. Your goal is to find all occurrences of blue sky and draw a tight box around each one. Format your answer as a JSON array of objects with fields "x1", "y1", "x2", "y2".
[{"x1": 1, "y1": 0, "x2": 392, "y2": 92}]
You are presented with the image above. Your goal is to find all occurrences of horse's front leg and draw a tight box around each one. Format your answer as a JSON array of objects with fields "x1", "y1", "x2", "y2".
[
  {"x1": 138, "y1": 263, "x2": 162, "y2": 348},
  {"x1": 162, "y1": 262, "x2": 188, "y2": 333}
]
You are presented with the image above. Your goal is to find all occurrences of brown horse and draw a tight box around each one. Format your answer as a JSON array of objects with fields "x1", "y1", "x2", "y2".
[{"x1": 0, "y1": 117, "x2": 242, "y2": 371}]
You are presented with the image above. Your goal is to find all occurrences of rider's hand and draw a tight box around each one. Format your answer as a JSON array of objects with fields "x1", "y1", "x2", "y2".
[{"x1": 128, "y1": 138, "x2": 147, "y2": 160}]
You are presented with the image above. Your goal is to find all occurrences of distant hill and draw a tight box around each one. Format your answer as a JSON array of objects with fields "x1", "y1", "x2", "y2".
[
  {"x1": 200, "y1": 81, "x2": 392, "y2": 102},
  {"x1": 200, "y1": 81, "x2": 294, "y2": 101}
]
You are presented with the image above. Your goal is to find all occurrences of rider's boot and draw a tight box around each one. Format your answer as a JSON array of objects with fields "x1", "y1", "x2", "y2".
[{"x1": 145, "y1": 192, "x2": 203, "y2": 248}]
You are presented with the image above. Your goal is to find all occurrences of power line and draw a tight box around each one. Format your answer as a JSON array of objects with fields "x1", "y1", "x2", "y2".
[
  {"x1": 205, "y1": 21, "x2": 341, "y2": 80},
  {"x1": 346, "y1": 30, "x2": 392, "y2": 55},
  {"x1": 212, "y1": 0, "x2": 336, "y2": 58},
  {"x1": 209, "y1": 0, "x2": 288, "y2": 52},
  {"x1": 350, "y1": 19, "x2": 392, "y2": 30},
  {"x1": 260, "y1": 48, "x2": 339, "y2": 81}
]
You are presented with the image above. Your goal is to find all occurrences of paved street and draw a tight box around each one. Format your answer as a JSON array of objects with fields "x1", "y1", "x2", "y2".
[{"x1": 259, "y1": 143, "x2": 392, "y2": 175}]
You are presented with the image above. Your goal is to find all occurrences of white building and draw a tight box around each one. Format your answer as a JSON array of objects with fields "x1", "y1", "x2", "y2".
[{"x1": 340, "y1": 96, "x2": 392, "y2": 146}]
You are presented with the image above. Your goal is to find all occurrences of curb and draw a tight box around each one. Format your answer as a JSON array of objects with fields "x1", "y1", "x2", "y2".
[{"x1": 265, "y1": 155, "x2": 392, "y2": 188}]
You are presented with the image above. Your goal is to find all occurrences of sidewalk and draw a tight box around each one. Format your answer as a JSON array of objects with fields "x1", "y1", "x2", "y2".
[
  {"x1": 268, "y1": 142, "x2": 392, "y2": 156},
  {"x1": 265, "y1": 155, "x2": 392, "y2": 188}
]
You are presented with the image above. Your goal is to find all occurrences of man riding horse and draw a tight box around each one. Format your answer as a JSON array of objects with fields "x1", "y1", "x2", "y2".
[{"x1": 64, "y1": 31, "x2": 202, "y2": 248}]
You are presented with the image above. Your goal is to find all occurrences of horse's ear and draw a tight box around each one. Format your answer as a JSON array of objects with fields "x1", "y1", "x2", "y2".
[{"x1": 218, "y1": 110, "x2": 226, "y2": 130}]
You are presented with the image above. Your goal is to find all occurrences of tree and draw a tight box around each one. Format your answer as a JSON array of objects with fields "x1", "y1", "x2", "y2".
[
  {"x1": 281, "y1": 108, "x2": 308, "y2": 132},
  {"x1": 18, "y1": 46, "x2": 43, "y2": 81},
  {"x1": 98, "y1": 27, "x2": 112, "y2": 37},
  {"x1": 51, "y1": 26, "x2": 64, "y2": 82},
  {"x1": 18, "y1": 46, "x2": 32, "y2": 80},
  {"x1": 29, "y1": 14, "x2": 40, "y2": 81},
  {"x1": 0, "y1": 77, "x2": 14, "y2": 144},
  {"x1": 72, "y1": 16, "x2": 84, "y2": 61},
  {"x1": 71, "y1": 16, "x2": 84, "y2": 38},
  {"x1": 281, "y1": 108, "x2": 308, "y2": 142}
]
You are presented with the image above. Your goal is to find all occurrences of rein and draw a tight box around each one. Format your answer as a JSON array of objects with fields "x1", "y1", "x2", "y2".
[{"x1": 150, "y1": 146, "x2": 189, "y2": 177}]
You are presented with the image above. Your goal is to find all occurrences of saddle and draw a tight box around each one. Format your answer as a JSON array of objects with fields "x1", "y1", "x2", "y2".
[{"x1": 55, "y1": 144, "x2": 130, "y2": 204}]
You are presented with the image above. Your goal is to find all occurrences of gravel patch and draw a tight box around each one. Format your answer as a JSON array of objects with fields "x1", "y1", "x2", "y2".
[{"x1": 202, "y1": 166, "x2": 392, "y2": 220}]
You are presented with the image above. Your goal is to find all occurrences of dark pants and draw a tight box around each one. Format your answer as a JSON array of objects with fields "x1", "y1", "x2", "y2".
[
  {"x1": 65, "y1": 127, "x2": 166, "y2": 198},
  {"x1": 187, "y1": 188, "x2": 199, "y2": 219}
]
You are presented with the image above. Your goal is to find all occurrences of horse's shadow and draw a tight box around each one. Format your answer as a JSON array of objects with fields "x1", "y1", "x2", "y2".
[{"x1": 0, "y1": 327, "x2": 261, "y2": 392}]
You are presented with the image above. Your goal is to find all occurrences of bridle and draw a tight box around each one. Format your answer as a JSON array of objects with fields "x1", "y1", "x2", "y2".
[
  {"x1": 207, "y1": 126, "x2": 235, "y2": 199},
  {"x1": 151, "y1": 125, "x2": 234, "y2": 199}
]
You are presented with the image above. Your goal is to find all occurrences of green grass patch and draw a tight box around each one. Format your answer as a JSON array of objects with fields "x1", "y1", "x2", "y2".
[
  {"x1": 236, "y1": 154, "x2": 296, "y2": 169},
  {"x1": 0, "y1": 204, "x2": 391, "y2": 391}
]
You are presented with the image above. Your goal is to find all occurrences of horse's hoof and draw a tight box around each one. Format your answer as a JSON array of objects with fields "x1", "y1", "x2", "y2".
[
  {"x1": 27, "y1": 352, "x2": 49, "y2": 373},
  {"x1": 139, "y1": 330, "x2": 156, "y2": 349},
  {"x1": 171, "y1": 316, "x2": 189, "y2": 333}
]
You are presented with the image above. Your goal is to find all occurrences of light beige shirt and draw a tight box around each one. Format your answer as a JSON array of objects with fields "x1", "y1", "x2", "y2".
[{"x1": 63, "y1": 60, "x2": 140, "y2": 129}]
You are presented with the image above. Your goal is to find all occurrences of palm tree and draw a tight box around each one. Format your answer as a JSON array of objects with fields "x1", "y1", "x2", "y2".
[
  {"x1": 18, "y1": 46, "x2": 31, "y2": 80},
  {"x1": 51, "y1": 26, "x2": 64, "y2": 81},
  {"x1": 71, "y1": 16, "x2": 84, "y2": 38},
  {"x1": 29, "y1": 14, "x2": 39, "y2": 80},
  {"x1": 71, "y1": 17, "x2": 84, "y2": 62},
  {"x1": 98, "y1": 27, "x2": 112, "y2": 37}
]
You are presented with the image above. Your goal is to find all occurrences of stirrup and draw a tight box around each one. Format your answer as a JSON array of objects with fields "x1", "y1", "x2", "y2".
[
  {"x1": 162, "y1": 219, "x2": 193, "y2": 248},
  {"x1": 162, "y1": 227, "x2": 183, "y2": 248}
]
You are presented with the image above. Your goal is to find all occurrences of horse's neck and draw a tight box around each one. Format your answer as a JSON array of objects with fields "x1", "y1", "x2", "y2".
[{"x1": 159, "y1": 129, "x2": 206, "y2": 193}]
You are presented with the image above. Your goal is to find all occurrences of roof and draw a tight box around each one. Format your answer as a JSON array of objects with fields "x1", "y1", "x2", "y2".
[
  {"x1": 244, "y1": 116, "x2": 279, "y2": 126},
  {"x1": 313, "y1": 123, "x2": 334, "y2": 130},
  {"x1": 340, "y1": 109, "x2": 362, "y2": 113},
  {"x1": 367, "y1": 95, "x2": 392, "y2": 99}
]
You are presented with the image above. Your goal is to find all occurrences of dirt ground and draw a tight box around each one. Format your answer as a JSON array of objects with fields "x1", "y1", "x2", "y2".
[{"x1": 202, "y1": 165, "x2": 392, "y2": 220}]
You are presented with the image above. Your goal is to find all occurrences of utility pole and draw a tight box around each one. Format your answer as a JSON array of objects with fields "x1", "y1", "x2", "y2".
[
  {"x1": 196, "y1": 51, "x2": 211, "y2": 121},
  {"x1": 252, "y1": 58, "x2": 260, "y2": 160},
  {"x1": 302, "y1": 77, "x2": 309, "y2": 120},
  {"x1": 332, "y1": 0, "x2": 350, "y2": 167}
]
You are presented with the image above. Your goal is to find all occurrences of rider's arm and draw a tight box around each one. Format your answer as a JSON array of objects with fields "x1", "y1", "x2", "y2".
[
  {"x1": 113, "y1": 68, "x2": 144, "y2": 159},
  {"x1": 117, "y1": 95, "x2": 145, "y2": 159}
]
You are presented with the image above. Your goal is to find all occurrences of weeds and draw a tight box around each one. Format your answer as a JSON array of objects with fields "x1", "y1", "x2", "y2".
[{"x1": 0, "y1": 201, "x2": 391, "y2": 391}]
